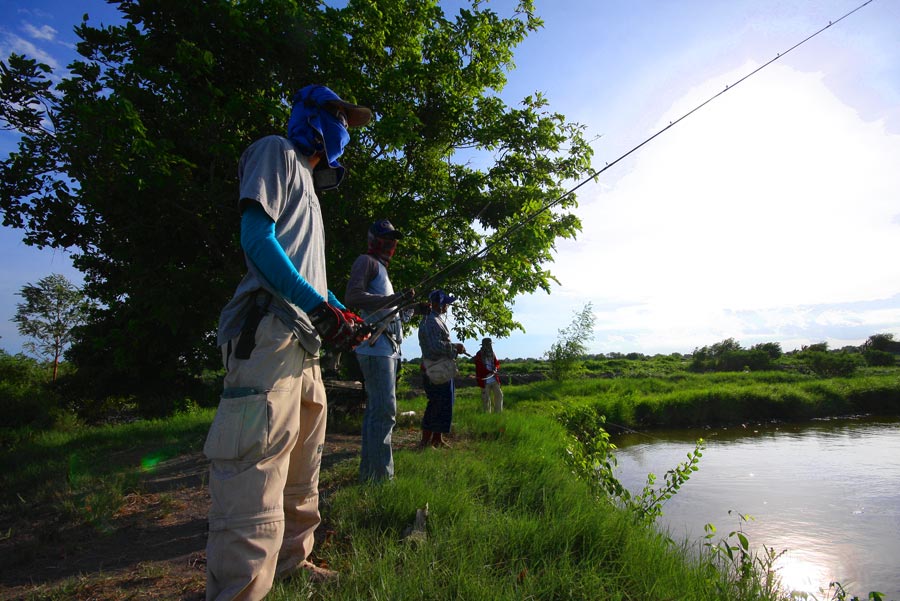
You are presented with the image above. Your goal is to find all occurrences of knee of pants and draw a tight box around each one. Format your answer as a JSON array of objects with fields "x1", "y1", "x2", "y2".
[
  {"x1": 206, "y1": 520, "x2": 281, "y2": 600},
  {"x1": 284, "y1": 482, "x2": 318, "y2": 504}
]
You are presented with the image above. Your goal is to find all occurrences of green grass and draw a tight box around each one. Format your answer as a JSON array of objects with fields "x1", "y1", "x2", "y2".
[
  {"x1": 501, "y1": 368, "x2": 900, "y2": 428},
  {"x1": 0, "y1": 407, "x2": 213, "y2": 527},
  {"x1": 4, "y1": 365, "x2": 900, "y2": 599},
  {"x1": 296, "y1": 408, "x2": 739, "y2": 601}
]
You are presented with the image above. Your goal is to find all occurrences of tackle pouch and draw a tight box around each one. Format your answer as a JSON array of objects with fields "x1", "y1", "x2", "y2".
[{"x1": 423, "y1": 357, "x2": 459, "y2": 385}]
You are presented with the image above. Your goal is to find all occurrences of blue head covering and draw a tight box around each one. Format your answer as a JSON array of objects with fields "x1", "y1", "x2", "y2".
[
  {"x1": 286, "y1": 85, "x2": 372, "y2": 187},
  {"x1": 429, "y1": 289, "x2": 457, "y2": 306}
]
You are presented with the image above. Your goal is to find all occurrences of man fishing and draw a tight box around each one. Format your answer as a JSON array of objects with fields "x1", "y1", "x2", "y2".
[
  {"x1": 345, "y1": 219, "x2": 412, "y2": 482},
  {"x1": 204, "y1": 84, "x2": 371, "y2": 599},
  {"x1": 417, "y1": 289, "x2": 467, "y2": 448},
  {"x1": 474, "y1": 337, "x2": 503, "y2": 413}
]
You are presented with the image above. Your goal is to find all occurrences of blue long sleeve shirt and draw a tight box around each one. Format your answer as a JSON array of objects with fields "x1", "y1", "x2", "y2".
[{"x1": 241, "y1": 203, "x2": 344, "y2": 311}]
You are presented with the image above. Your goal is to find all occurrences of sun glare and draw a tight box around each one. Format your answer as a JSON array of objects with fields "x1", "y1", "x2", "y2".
[{"x1": 774, "y1": 549, "x2": 835, "y2": 598}]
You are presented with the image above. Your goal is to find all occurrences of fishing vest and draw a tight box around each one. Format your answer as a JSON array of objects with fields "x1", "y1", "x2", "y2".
[{"x1": 354, "y1": 259, "x2": 402, "y2": 359}]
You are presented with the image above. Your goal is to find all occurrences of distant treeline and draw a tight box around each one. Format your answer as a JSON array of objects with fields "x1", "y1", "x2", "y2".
[{"x1": 424, "y1": 334, "x2": 898, "y2": 379}]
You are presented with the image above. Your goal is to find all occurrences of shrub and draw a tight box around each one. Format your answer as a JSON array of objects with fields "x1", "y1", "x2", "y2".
[
  {"x1": 545, "y1": 303, "x2": 595, "y2": 381},
  {"x1": 690, "y1": 348, "x2": 772, "y2": 373},
  {"x1": 802, "y1": 351, "x2": 860, "y2": 377},
  {"x1": 717, "y1": 350, "x2": 772, "y2": 372},
  {"x1": 0, "y1": 350, "x2": 56, "y2": 430},
  {"x1": 863, "y1": 349, "x2": 895, "y2": 367}
]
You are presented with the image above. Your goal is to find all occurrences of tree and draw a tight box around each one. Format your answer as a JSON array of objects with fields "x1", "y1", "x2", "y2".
[
  {"x1": 690, "y1": 338, "x2": 773, "y2": 372},
  {"x1": 12, "y1": 274, "x2": 92, "y2": 381},
  {"x1": 0, "y1": 0, "x2": 593, "y2": 407},
  {"x1": 709, "y1": 338, "x2": 742, "y2": 356},
  {"x1": 801, "y1": 342, "x2": 829, "y2": 353},
  {"x1": 864, "y1": 333, "x2": 896, "y2": 353},
  {"x1": 750, "y1": 341, "x2": 782, "y2": 360},
  {"x1": 545, "y1": 303, "x2": 595, "y2": 381}
]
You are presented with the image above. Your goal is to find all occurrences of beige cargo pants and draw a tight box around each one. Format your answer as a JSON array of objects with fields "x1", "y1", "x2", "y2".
[
  {"x1": 481, "y1": 380, "x2": 503, "y2": 413},
  {"x1": 204, "y1": 314, "x2": 327, "y2": 600}
]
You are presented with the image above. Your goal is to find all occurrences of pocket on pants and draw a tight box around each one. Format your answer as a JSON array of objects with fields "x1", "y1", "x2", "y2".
[{"x1": 203, "y1": 389, "x2": 270, "y2": 462}]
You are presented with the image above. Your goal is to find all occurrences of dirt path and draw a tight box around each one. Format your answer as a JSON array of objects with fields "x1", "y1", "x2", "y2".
[{"x1": 0, "y1": 429, "x2": 421, "y2": 601}]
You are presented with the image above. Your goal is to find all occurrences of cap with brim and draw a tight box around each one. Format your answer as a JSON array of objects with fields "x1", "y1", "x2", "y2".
[
  {"x1": 370, "y1": 219, "x2": 403, "y2": 240},
  {"x1": 429, "y1": 289, "x2": 456, "y2": 306},
  {"x1": 301, "y1": 84, "x2": 373, "y2": 127},
  {"x1": 327, "y1": 99, "x2": 372, "y2": 128}
]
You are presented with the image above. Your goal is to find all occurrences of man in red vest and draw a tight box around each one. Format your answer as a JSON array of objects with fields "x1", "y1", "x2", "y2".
[{"x1": 474, "y1": 337, "x2": 503, "y2": 413}]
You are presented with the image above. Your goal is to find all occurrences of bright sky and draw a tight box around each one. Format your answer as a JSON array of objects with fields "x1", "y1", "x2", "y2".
[{"x1": 2, "y1": 0, "x2": 899, "y2": 360}]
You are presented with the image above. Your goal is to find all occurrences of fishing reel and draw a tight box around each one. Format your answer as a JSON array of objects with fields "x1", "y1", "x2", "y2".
[{"x1": 355, "y1": 292, "x2": 426, "y2": 349}]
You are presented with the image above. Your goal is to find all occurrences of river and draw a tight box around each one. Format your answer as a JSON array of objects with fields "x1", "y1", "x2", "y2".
[{"x1": 612, "y1": 416, "x2": 900, "y2": 600}]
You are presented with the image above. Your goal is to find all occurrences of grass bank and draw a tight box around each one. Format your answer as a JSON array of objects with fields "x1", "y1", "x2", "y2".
[
  {"x1": 501, "y1": 367, "x2": 900, "y2": 428},
  {"x1": 283, "y1": 400, "x2": 750, "y2": 601},
  {"x1": 279, "y1": 368, "x2": 900, "y2": 600},
  {"x1": 3, "y1": 367, "x2": 899, "y2": 599}
]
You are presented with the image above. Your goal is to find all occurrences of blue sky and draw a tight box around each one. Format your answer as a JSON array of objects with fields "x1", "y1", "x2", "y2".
[{"x1": 2, "y1": 0, "x2": 899, "y2": 361}]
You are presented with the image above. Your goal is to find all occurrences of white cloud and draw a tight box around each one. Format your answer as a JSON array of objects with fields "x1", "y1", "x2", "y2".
[
  {"x1": 21, "y1": 22, "x2": 58, "y2": 42},
  {"x1": 518, "y1": 62, "x2": 900, "y2": 355},
  {"x1": 16, "y1": 8, "x2": 55, "y2": 20},
  {"x1": 0, "y1": 30, "x2": 61, "y2": 71}
]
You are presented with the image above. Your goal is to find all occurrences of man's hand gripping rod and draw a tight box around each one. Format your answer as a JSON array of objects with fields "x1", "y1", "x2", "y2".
[{"x1": 352, "y1": 289, "x2": 421, "y2": 347}]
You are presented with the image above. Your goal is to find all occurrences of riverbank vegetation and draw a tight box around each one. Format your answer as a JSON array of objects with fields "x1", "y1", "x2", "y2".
[
  {"x1": 503, "y1": 366, "x2": 900, "y2": 429},
  {"x1": 302, "y1": 403, "x2": 772, "y2": 601},
  {"x1": 3, "y1": 354, "x2": 898, "y2": 599}
]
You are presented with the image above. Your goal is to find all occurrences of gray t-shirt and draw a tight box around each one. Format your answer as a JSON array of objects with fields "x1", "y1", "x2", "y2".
[{"x1": 217, "y1": 135, "x2": 327, "y2": 355}]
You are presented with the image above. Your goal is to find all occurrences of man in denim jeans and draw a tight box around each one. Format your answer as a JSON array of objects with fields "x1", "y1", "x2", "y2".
[{"x1": 345, "y1": 219, "x2": 412, "y2": 481}]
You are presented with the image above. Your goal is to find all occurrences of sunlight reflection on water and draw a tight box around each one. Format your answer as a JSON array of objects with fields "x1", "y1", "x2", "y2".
[
  {"x1": 776, "y1": 546, "x2": 834, "y2": 598},
  {"x1": 612, "y1": 416, "x2": 900, "y2": 600}
]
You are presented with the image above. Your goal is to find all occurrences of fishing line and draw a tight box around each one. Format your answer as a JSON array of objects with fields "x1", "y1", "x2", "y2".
[
  {"x1": 603, "y1": 419, "x2": 661, "y2": 439},
  {"x1": 366, "y1": 0, "x2": 876, "y2": 325}
]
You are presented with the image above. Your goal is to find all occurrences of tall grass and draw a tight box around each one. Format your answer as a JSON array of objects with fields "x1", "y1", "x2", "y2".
[{"x1": 294, "y1": 409, "x2": 749, "y2": 601}]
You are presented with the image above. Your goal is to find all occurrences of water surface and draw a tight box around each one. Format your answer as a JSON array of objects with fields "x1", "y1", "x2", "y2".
[{"x1": 612, "y1": 416, "x2": 900, "y2": 599}]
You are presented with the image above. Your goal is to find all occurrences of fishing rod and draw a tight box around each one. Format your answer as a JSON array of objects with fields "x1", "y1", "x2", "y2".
[{"x1": 354, "y1": 0, "x2": 876, "y2": 344}]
